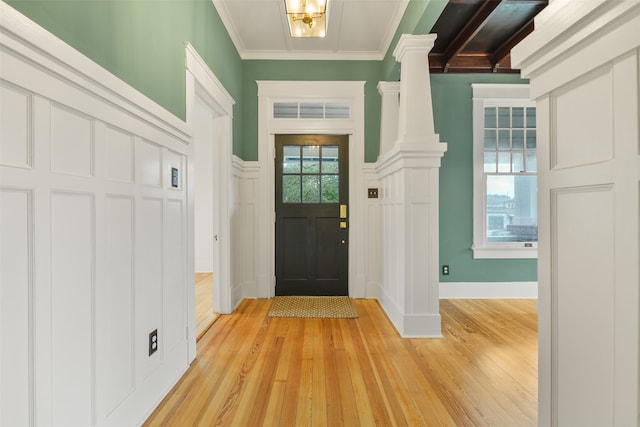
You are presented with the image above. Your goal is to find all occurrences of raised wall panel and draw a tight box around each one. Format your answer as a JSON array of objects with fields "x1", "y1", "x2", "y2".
[
  {"x1": 103, "y1": 196, "x2": 134, "y2": 415},
  {"x1": 552, "y1": 67, "x2": 614, "y2": 169},
  {"x1": 552, "y1": 186, "x2": 615, "y2": 426},
  {"x1": 138, "y1": 140, "x2": 162, "y2": 188},
  {"x1": 105, "y1": 126, "x2": 134, "y2": 183},
  {"x1": 409, "y1": 203, "x2": 431, "y2": 313},
  {"x1": 0, "y1": 189, "x2": 32, "y2": 426},
  {"x1": 164, "y1": 199, "x2": 184, "y2": 353},
  {"x1": 0, "y1": 83, "x2": 32, "y2": 169},
  {"x1": 138, "y1": 198, "x2": 163, "y2": 371},
  {"x1": 50, "y1": 105, "x2": 93, "y2": 177},
  {"x1": 51, "y1": 192, "x2": 94, "y2": 427}
]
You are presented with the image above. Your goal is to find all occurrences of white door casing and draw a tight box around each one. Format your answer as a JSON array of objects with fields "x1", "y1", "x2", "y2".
[{"x1": 256, "y1": 81, "x2": 366, "y2": 298}]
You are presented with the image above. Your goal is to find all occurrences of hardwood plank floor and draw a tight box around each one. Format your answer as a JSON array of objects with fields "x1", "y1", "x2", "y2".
[
  {"x1": 144, "y1": 299, "x2": 537, "y2": 426},
  {"x1": 195, "y1": 273, "x2": 219, "y2": 340}
]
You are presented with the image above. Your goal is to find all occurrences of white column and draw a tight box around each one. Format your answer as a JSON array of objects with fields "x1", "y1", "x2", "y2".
[
  {"x1": 393, "y1": 34, "x2": 437, "y2": 144},
  {"x1": 377, "y1": 81, "x2": 400, "y2": 157},
  {"x1": 376, "y1": 34, "x2": 447, "y2": 337}
]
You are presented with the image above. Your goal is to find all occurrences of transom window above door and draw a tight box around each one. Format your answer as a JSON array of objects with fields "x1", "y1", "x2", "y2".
[
  {"x1": 282, "y1": 145, "x2": 339, "y2": 203},
  {"x1": 273, "y1": 102, "x2": 350, "y2": 119}
]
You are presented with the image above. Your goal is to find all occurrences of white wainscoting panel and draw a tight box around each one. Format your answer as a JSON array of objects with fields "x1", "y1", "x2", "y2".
[
  {"x1": 0, "y1": 83, "x2": 32, "y2": 169},
  {"x1": 231, "y1": 157, "x2": 260, "y2": 305},
  {"x1": 552, "y1": 66, "x2": 614, "y2": 169},
  {"x1": 50, "y1": 104, "x2": 94, "y2": 177},
  {"x1": 165, "y1": 198, "x2": 185, "y2": 353},
  {"x1": 138, "y1": 140, "x2": 163, "y2": 189},
  {"x1": 0, "y1": 5, "x2": 192, "y2": 426},
  {"x1": 553, "y1": 186, "x2": 615, "y2": 426},
  {"x1": 50, "y1": 191, "x2": 95, "y2": 427},
  {"x1": 102, "y1": 196, "x2": 135, "y2": 416},
  {"x1": 105, "y1": 126, "x2": 134, "y2": 183},
  {"x1": 0, "y1": 189, "x2": 32, "y2": 427}
]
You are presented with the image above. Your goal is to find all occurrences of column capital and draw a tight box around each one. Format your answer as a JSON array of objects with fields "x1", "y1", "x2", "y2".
[
  {"x1": 377, "y1": 81, "x2": 400, "y2": 95},
  {"x1": 393, "y1": 34, "x2": 437, "y2": 63}
]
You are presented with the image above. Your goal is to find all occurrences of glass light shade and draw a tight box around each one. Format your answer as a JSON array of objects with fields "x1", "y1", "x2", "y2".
[{"x1": 284, "y1": 0, "x2": 327, "y2": 38}]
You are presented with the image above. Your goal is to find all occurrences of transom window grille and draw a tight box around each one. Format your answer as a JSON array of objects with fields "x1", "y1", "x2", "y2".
[
  {"x1": 282, "y1": 145, "x2": 339, "y2": 203},
  {"x1": 274, "y1": 102, "x2": 350, "y2": 119}
]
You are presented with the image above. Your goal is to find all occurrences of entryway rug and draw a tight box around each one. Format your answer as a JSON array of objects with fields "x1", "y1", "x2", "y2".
[{"x1": 268, "y1": 296, "x2": 358, "y2": 319}]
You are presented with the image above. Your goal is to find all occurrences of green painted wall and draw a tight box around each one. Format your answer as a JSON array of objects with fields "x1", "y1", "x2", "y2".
[
  {"x1": 241, "y1": 60, "x2": 383, "y2": 161},
  {"x1": 6, "y1": 0, "x2": 536, "y2": 283},
  {"x1": 5, "y1": 0, "x2": 245, "y2": 155},
  {"x1": 432, "y1": 74, "x2": 537, "y2": 282}
]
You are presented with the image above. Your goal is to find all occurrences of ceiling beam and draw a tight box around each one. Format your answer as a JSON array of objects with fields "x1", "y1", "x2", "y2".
[
  {"x1": 441, "y1": 0, "x2": 503, "y2": 72},
  {"x1": 492, "y1": 19, "x2": 534, "y2": 70}
]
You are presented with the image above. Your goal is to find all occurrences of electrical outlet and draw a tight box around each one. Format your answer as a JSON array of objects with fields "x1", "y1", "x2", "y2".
[
  {"x1": 442, "y1": 265, "x2": 449, "y2": 275},
  {"x1": 149, "y1": 329, "x2": 158, "y2": 356}
]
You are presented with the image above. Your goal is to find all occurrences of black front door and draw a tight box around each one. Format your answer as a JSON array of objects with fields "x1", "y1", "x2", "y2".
[{"x1": 275, "y1": 134, "x2": 349, "y2": 296}]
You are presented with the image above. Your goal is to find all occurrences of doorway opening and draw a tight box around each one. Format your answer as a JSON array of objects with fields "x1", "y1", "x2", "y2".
[
  {"x1": 193, "y1": 93, "x2": 220, "y2": 340},
  {"x1": 275, "y1": 134, "x2": 349, "y2": 296}
]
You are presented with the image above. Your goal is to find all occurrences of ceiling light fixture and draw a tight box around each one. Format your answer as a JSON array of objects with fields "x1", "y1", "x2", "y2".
[{"x1": 284, "y1": 0, "x2": 327, "y2": 38}]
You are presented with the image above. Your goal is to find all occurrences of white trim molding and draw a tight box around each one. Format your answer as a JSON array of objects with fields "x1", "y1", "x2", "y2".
[
  {"x1": 256, "y1": 80, "x2": 367, "y2": 299},
  {"x1": 471, "y1": 83, "x2": 537, "y2": 260}
]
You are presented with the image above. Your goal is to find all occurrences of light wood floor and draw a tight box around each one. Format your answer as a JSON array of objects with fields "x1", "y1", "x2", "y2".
[
  {"x1": 145, "y1": 298, "x2": 537, "y2": 426},
  {"x1": 195, "y1": 273, "x2": 219, "y2": 341}
]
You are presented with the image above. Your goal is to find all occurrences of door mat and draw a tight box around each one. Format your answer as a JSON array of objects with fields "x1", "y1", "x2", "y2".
[{"x1": 268, "y1": 296, "x2": 358, "y2": 319}]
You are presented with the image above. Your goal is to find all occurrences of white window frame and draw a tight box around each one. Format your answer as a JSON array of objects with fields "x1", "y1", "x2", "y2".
[{"x1": 471, "y1": 83, "x2": 537, "y2": 259}]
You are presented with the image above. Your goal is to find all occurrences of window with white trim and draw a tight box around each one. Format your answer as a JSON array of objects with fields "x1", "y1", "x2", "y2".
[{"x1": 471, "y1": 84, "x2": 537, "y2": 259}]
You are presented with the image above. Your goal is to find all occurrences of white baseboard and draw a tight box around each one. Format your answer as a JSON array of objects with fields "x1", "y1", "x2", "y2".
[{"x1": 439, "y1": 282, "x2": 538, "y2": 299}]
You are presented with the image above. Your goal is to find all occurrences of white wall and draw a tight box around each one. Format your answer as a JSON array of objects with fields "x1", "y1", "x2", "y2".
[{"x1": 0, "y1": 6, "x2": 191, "y2": 426}]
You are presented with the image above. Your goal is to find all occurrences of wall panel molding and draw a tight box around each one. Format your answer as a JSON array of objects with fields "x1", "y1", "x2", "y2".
[{"x1": 1, "y1": 5, "x2": 192, "y2": 426}]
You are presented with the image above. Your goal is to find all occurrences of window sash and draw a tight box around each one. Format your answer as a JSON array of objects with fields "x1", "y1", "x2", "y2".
[{"x1": 471, "y1": 84, "x2": 537, "y2": 259}]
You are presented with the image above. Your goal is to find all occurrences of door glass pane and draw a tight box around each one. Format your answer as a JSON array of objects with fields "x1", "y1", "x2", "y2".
[
  {"x1": 486, "y1": 175, "x2": 537, "y2": 243},
  {"x1": 321, "y1": 175, "x2": 339, "y2": 203},
  {"x1": 283, "y1": 145, "x2": 301, "y2": 173},
  {"x1": 321, "y1": 146, "x2": 339, "y2": 173},
  {"x1": 283, "y1": 175, "x2": 301, "y2": 203},
  {"x1": 302, "y1": 175, "x2": 320, "y2": 203},
  {"x1": 302, "y1": 146, "x2": 320, "y2": 173}
]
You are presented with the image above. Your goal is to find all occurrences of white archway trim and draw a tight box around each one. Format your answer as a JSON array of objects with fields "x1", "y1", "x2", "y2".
[
  {"x1": 256, "y1": 80, "x2": 367, "y2": 299},
  {"x1": 185, "y1": 44, "x2": 235, "y2": 361}
]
